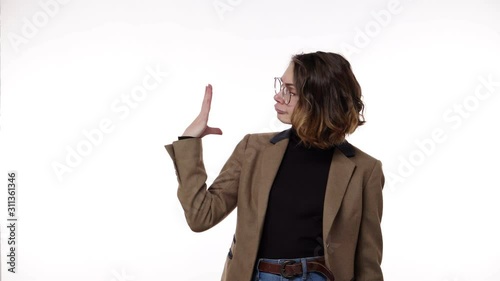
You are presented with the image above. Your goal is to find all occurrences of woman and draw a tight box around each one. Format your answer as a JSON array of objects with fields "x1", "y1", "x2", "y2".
[{"x1": 164, "y1": 51, "x2": 384, "y2": 281}]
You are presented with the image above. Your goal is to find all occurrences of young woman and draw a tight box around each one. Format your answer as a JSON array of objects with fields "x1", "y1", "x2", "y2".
[{"x1": 165, "y1": 51, "x2": 384, "y2": 281}]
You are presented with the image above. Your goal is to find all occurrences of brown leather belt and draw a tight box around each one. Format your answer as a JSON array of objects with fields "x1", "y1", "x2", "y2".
[{"x1": 257, "y1": 257, "x2": 335, "y2": 281}]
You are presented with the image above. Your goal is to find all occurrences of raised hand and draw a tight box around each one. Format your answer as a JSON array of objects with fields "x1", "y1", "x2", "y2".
[{"x1": 182, "y1": 84, "x2": 223, "y2": 138}]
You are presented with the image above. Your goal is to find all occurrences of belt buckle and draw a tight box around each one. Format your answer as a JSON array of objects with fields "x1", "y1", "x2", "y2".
[{"x1": 280, "y1": 260, "x2": 297, "y2": 278}]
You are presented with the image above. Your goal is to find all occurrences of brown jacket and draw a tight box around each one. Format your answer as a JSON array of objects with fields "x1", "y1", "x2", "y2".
[{"x1": 165, "y1": 129, "x2": 384, "y2": 281}]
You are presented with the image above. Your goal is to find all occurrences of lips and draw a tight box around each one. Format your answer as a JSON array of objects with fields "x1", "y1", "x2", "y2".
[{"x1": 275, "y1": 106, "x2": 286, "y2": 114}]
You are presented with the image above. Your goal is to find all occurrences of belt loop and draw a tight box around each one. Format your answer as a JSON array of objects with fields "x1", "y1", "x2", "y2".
[
  {"x1": 254, "y1": 259, "x2": 261, "y2": 281},
  {"x1": 301, "y1": 258, "x2": 307, "y2": 280}
]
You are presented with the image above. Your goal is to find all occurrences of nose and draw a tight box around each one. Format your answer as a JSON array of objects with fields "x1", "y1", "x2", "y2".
[{"x1": 274, "y1": 93, "x2": 285, "y2": 104}]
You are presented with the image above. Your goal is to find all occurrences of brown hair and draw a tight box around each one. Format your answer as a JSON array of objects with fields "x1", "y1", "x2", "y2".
[{"x1": 290, "y1": 51, "x2": 365, "y2": 148}]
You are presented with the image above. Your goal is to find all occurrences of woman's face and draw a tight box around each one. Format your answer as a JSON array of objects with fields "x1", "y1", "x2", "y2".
[{"x1": 274, "y1": 62, "x2": 298, "y2": 124}]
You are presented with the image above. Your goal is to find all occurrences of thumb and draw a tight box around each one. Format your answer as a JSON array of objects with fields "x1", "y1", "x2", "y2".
[{"x1": 203, "y1": 126, "x2": 223, "y2": 136}]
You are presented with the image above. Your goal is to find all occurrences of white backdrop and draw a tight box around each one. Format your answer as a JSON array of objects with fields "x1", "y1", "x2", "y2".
[{"x1": 1, "y1": 0, "x2": 500, "y2": 280}]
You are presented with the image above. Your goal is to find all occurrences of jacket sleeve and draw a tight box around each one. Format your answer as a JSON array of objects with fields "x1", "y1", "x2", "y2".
[
  {"x1": 354, "y1": 160, "x2": 385, "y2": 281},
  {"x1": 164, "y1": 134, "x2": 250, "y2": 232}
]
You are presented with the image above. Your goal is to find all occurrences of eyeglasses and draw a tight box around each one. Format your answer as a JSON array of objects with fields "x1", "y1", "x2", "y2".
[{"x1": 274, "y1": 77, "x2": 296, "y2": 105}]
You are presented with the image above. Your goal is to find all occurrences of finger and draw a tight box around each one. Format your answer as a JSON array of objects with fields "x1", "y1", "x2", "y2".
[
  {"x1": 200, "y1": 84, "x2": 213, "y2": 119},
  {"x1": 204, "y1": 126, "x2": 223, "y2": 136}
]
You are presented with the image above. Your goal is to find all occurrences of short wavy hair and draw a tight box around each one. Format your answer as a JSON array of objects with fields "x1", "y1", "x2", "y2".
[{"x1": 290, "y1": 51, "x2": 365, "y2": 149}]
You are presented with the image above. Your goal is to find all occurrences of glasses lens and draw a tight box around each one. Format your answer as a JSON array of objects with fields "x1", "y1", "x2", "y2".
[
  {"x1": 274, "y1": 78, "x2": 281, "y2": 94},
  {"x1": 283, "y1": 87, "x2": 290, "y2": 104}
]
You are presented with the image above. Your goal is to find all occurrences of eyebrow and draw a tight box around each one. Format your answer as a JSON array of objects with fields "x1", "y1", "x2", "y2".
[{"x1": 281, "y1": 77, "x2": 296, "y2": 88}]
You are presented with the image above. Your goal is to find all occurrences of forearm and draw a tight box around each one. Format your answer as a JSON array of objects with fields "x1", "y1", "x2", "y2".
[{"x1": 165, "y1": 134, "x2": 248, "y2": 232}]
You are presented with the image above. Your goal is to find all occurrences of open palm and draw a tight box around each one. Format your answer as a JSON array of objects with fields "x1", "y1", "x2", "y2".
[{"x1": 182, "y1": 84, "x2": 223, "y2": 138}]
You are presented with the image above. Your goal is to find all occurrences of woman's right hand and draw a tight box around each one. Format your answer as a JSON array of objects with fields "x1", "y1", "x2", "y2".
[{"x1": 182, "y1": 84, "x2": 223, "y2": 138}]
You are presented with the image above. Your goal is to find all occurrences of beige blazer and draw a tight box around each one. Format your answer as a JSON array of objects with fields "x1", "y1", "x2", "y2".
[{"x1": 165, "y1": 129, "x2": 384, "y2": 281}]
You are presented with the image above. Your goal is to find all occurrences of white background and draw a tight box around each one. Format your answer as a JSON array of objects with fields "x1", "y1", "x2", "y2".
[{"x1": 1, "y1": 0, "x2": 500, "y2": 280}]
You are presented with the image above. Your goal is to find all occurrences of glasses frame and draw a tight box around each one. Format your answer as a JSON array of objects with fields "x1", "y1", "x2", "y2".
[{"x1": 274, "y1": 77, "x2": 296, "y2": 105}]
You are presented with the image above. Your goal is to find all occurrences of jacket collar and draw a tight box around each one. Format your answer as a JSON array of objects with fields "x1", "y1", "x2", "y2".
[{"x1": 269, "y1": 128, "x2": 355, "y2": 157}]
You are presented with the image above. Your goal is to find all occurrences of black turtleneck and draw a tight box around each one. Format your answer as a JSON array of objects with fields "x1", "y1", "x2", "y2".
[{"x1": 256, "y1": 129, "x2": 335, "y2": 259}]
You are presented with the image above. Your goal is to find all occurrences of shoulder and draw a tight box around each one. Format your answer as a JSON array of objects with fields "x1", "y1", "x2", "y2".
[
  {"x1": 349, "y1": 144, "x2": 381, "y2": 163},
  {"x1": 347, "y1": 143, "x2": 383, "y2": 177},
  {"x1": 241, "y1": 130, "x2": 283, "y2": 147},
  {"x1": 231, "y1": 130, "x2": 287, "y2": 154}
]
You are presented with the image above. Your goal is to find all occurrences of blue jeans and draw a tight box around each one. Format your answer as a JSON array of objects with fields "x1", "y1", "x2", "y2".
[{"x1": 251, "y1": 256, "x2": 327, "y2": 281}]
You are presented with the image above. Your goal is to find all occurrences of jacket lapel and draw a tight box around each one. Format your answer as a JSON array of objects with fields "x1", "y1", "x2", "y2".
[
  {"x1": 256, "y1": 135, "x2": 289, "y2": 228},
  {"x1": 322, "y1": 147, "x2": 356, "y2": 243}
]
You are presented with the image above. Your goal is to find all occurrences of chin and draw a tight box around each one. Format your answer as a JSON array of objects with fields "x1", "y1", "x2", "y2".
[{"x1": 277, "y1": 115, "x2": 291, "y2": 125}]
